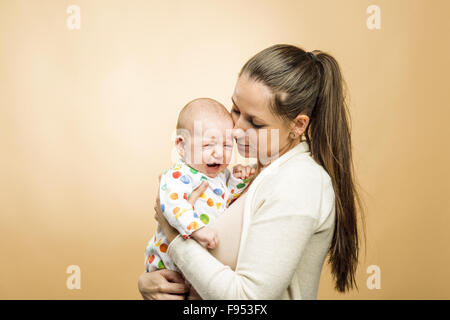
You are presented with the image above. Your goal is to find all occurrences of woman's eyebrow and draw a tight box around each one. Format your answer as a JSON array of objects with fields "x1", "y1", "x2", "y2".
[{"x1": 231, "y1": 97, "x2": 266, "y2": 124}]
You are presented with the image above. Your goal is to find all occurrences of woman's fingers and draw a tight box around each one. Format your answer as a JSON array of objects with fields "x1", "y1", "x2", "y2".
[
  {"x1": 159, "y1": 282, "x2": 190, "y2": 294},
  {"x1": 138, "y1": 270, "x2": 189, "y2": 300},
  {"x1": 188, "y1": 181, "x2": 209, "y2": 206},
  {"x1": 159, "y1": 269, "x2": 186, "y2": 284}
]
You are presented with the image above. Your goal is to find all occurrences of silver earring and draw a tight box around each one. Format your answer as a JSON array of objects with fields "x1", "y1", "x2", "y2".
[{"x1": 289, "y1": 132, "x2": 296, "y2": 139}]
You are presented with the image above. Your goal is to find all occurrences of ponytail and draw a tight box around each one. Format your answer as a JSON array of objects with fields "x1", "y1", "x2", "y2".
[{"x1": 307, "y1": 52, "x2": 364, "y2": 292}]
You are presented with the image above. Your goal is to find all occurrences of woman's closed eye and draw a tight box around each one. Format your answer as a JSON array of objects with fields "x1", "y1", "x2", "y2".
[
  {"x1": 251, "y1": 121, "x2": 264, "y2": 129},
  {"x1": 232, "y1": 108, "x2": 265, "y2": 129}
]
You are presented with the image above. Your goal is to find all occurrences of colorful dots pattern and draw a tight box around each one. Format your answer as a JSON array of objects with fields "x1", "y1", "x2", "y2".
[
  {"x1": 180, "y1": 175, "x2": 191, "y2": 184},
  {"x1": 169, "y1": 193, "x2": 178, "y2": 200},
  {"x1": 187, "y1": 221, "x2": 199, "y2": 231},
  {"x1": 243, "y1": 177, "x2": 252, "y2": 184},
  {"x1": 200, "y1": 214, "x2": 209, "y2": 225},
  {"x1": 213, "y1": 188, "x2": 223, "y2": 196},
  {"x1": 172, "y1": 171, "x2": 181, "y2": 179},
  {"x1": 159, "y1": 243, "x2": 168, "y2": 253}
]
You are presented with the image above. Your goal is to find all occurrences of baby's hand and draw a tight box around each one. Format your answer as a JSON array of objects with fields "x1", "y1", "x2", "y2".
[
  {"x1": 191, "y1": 226, "x2": 219, "y2": 249},
  {"x1": 233, "y1": 164, "x2": 256, "y2": 180}
]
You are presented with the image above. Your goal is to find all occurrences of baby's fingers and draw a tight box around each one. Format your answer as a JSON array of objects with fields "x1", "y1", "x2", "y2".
[{"x1": 207, "y1": 237, "x2": 218, "y2": 249}]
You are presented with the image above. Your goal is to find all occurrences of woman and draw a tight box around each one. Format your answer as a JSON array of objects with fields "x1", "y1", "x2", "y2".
[{"x1": 138, "y1": 44, "x2": 363, "y2": 299}]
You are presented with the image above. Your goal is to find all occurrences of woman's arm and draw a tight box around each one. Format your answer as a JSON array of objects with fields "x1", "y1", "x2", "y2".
[{"x1": 166, "y1": 203, "x2": 318, "y2": 299}]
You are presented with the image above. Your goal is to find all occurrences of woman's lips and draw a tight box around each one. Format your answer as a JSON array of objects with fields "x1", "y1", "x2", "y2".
[{"x1": 237, "y1": 143, "x2": 249, "y2": 149}]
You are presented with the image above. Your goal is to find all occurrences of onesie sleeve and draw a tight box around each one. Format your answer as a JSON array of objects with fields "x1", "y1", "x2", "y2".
[
  {"x1": 167, "y1": 167, "x2": 327, "y2": 299},
  {"x1": 160, "y1": 169, "x2": 206, "y2": 239},
  {"x1": 226, "y1": 169, "x2": 252, "y2": 202}
]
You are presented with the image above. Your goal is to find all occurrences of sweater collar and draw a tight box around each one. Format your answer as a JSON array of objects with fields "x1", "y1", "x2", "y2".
[{"x1": 260, "y1": 141, "x2": 310, "y2": 171}]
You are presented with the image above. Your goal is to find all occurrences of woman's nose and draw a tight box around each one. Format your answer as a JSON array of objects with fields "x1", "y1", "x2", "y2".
[{"x1": 232, "y1": 128, "x2": 246, "y2": 140}]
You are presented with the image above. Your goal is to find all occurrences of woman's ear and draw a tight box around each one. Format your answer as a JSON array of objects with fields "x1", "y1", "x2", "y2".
[
  {"x1": 175, "y1": 135, "x2": 185, "y2": 158},
  {"x1": 291, "y1": 114, "x2": 310, "y2": 138}
]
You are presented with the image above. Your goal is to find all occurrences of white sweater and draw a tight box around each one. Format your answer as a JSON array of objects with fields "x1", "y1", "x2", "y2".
[{"x1": 167, "y1": 141, "x2": 336, "y2": 299}]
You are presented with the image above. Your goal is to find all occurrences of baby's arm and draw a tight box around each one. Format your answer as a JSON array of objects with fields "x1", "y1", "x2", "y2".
[
  {"x1": 191, "y1": 226, "x2": 218, "y2": 249},
  {"x1": 159, "y1": 169, "x2": 206, "y2": 240},
  {"x1": 160, "y1": 169, "x2": 218, "y2": 248}
]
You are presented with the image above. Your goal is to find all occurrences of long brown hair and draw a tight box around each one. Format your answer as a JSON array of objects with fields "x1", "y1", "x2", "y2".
[{"x1": 239, "y1": 44, "x2": 365, "y2": 292}]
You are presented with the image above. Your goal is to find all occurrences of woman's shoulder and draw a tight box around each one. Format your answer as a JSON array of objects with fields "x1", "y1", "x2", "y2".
[
  {"x1": 252, "y1": 152, "x2": 335, "y2": 222},
  {"x1": 263, "y1": 152, "x2": 332, "y2": 191}
]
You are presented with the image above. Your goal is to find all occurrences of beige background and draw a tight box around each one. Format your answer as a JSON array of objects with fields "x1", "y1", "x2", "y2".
[{"x1": 1, "y1": 0, "x2": 449, "y2": 299}]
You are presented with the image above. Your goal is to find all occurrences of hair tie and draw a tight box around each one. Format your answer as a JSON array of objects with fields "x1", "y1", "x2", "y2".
[{"x1": 307, "y1": 51, "x2": 317, "y2": 62}]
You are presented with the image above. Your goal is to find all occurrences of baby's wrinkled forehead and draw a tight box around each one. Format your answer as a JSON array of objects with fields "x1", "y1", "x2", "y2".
[{"x1": 176, "y1": 98, "x2": 233, "y2": 140}]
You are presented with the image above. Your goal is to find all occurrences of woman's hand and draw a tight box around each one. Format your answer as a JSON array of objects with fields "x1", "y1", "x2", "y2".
[
  {"x1": 138, "y1": 269, "x2": 190, "y2": 300},
  {"x1": 154, "y1": 180, "x2": 209, "y2": 244}
]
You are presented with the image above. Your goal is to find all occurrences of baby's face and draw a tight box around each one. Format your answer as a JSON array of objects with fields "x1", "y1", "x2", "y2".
[{"x1": 181, "y1": 117, "x2": 234, "y2": 178}]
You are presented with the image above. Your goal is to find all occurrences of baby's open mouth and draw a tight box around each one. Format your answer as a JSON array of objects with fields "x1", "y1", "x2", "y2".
[{"x1": 206, "y1": 163, "x2": 221, "y2": 168}]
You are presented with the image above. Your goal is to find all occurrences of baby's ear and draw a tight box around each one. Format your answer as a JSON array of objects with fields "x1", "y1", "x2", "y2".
[{"x1": 175, "y1": 135, "x2": 185, "y2": 157}]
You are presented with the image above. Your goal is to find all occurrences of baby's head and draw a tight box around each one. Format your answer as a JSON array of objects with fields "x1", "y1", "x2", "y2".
[{"x1": 175, "y1": 98, "x2": 234, "y2": 178}]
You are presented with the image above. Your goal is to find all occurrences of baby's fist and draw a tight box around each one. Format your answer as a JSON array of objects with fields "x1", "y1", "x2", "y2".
[
  {"x1": 191, "y1": 226, "x2": 219, "y2": 249},
  {"x1": 233, "y1": 164, "x2": 256, "y2": 180}
]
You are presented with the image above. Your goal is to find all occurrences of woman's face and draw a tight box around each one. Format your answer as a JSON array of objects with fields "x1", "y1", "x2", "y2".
[{"x1": 231, "y1": 74, "x2": 295, "y2": 165}]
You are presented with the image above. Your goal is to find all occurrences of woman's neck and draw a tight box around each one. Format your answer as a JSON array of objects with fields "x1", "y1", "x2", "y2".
[{"x1": 256, "y1": 138, "x2": 300, "y2": 172}]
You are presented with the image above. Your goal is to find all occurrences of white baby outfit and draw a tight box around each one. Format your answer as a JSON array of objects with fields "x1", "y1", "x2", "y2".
[{"x1": 145, "y1": 159, "x2": 249, "y2": 272}]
